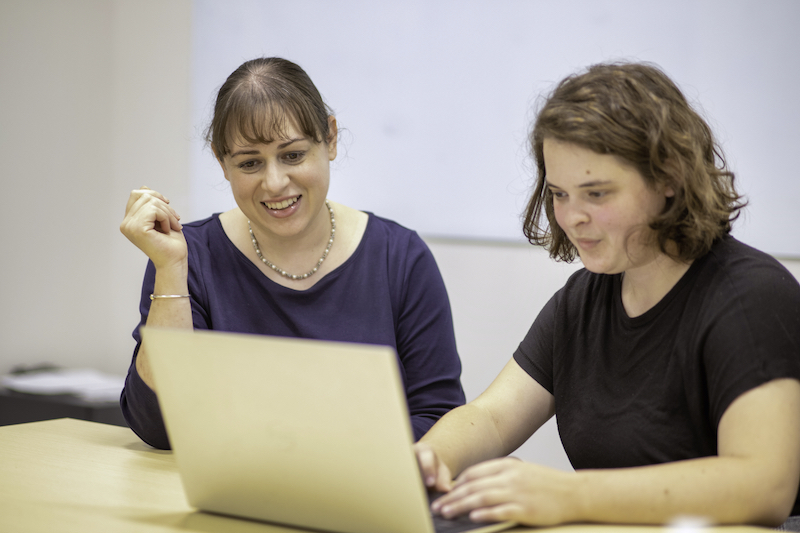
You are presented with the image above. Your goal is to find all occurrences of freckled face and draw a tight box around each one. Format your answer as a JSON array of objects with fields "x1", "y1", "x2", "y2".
[
  {"x1": 217, "y1": 118, "x2": 337, "y2": 241},
  {"x1": 544, "y1": 139, "x2": 673, "y2": 275}
]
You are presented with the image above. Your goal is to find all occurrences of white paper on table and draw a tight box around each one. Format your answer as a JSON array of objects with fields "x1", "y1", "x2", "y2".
[{"x1": 0, "y1": 368, "x2": 125, "y2": 402}]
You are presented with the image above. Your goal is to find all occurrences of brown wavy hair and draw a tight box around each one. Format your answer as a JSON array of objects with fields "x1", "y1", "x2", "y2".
[
  {"x1": 523, "y1": 62, "x2": 745, "y2": 263},
  {"x1": 205, "y1": 57, "x2": 334, "y2": 159}
]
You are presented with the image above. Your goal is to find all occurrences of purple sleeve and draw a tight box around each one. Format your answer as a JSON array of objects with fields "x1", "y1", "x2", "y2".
[
  {"x1": 120, "y1": 259, "x2": 210, "y2": 449},
  {"x1": 395, "y1": 234, "x2": 466, "y2": 439},
  {"x1": 120, "y1": 344, "x2": 170, "y2": 449},
  {"x1": 119, "y1": 261, "x2": 169, "y2": 448}
]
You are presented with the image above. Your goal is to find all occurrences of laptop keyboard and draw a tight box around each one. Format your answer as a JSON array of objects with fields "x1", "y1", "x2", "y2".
[
  {"x1": 428, "y1": 491, "x2": 495, "y2": 533},
  {"x1": 432, "y1": 512, "x2": 492, "y2": 533}
]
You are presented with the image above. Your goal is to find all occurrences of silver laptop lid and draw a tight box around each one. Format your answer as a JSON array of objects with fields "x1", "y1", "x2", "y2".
[{"x1": 142, "y1": 327, "x2": 433, "y2": 533}]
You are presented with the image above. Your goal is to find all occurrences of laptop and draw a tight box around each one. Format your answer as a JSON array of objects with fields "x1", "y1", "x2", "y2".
[{"x1": 141, "y1": 327, "x2": 515, "y2": 533}]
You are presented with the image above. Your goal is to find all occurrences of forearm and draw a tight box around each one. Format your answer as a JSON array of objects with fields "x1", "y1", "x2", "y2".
[
  {"x1": 136, "y1": 263, "x2": 192, "y2": 390},
  {"x1": 421, "y1": 359, "x2": 555, "y2": 480},
  {"x1": 571, "y1": 455, "x2": 795, "y2": 526},
  {"x1": 421, "y1": 402, "x2": 509, "y2": 478}
]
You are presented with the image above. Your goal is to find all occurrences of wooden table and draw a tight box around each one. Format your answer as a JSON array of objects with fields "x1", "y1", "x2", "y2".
[{"x1": 0, "y1": 418, "x2": 772, "y2": 533}]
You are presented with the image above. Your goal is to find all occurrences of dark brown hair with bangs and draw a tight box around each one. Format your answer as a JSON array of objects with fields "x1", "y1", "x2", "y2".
[
  {"x1": 523, "y1": 62, "x2": 746, "y2": 263},
  {"x1": 206, "y1": 57, "x2": 334, "y2": 159}
]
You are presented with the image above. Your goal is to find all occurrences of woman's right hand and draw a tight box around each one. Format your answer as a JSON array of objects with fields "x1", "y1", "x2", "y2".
[
  {"x1": 120, "y1": 187, "x2": 187, "y2": 270},
  {"x1": 414, "y1": 441, "x2": 454, "y2": 494}
]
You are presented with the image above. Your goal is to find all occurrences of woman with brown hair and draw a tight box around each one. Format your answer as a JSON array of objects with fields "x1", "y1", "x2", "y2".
[
  {"x1": 119, "y1": 57, "x2": 465, "y2": 450},
  {"x1": 416, "y1": 62, "x2": 800, "y2": 528}
]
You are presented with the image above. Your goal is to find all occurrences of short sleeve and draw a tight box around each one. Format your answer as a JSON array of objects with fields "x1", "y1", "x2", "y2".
[
  {"x1": 699, "y1": 256, "x2": 800, "y2": 427},
  {"x1": 513, "y1": 292, "x2": 560, "y2": 395}
]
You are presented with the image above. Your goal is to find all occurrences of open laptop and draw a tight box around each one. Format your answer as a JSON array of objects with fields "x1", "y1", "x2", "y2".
[{"x1": 141, "y1": 327, "x2": 515, "y2": 533}]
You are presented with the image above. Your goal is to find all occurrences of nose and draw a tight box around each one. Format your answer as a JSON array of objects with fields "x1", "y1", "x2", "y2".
[
  {"x1": 261, "y1": 163, "x2": 289, "y2": 195},
  {"x1": 555, "y1": 198, "x2": 589, "y2": 229}
]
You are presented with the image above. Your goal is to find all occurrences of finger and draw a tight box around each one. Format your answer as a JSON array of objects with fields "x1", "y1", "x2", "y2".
[
  {"x1": 137, "y1": 185, "x2": 168, "y2": 202},
  {"x1": 436, "y1": 464, "x2": 515, "y2": 515},
  {"x1": 152, "y1": 205, "x2": 182, "y2": 235},
  {"x1": 125, "y1": 187, "x2": 171, "y2": 214},
  {"x1": 167, "y1": 206, "x2": 182, "y2": 231},
  {"x1": 435, "y1": 461, "x2": 453, "y2": 493},
  {"x1": 432, "y1": 478, "x2": 479, "y2": 514},
  {"x1": 125, "y1": 190, "x2": 182, "y2": 231},
  {"x1": 438, "y1": 484, "x2": 511, "y2": 520},
  {"x1": 452, "y1": 457, "x2": 513, "y2": 487},
  {"x1": 438, "y1": 489, "x2": 486, "y2": 519},
  {"x1": 469, "y1": 502, "x2": 522, "y2": 523},
  {"x1": 414, "y1": 443, "x2": 439, "y2": 488},
  {"x1": 121, "y1": 196, "x2": 180, "y2": 239}
]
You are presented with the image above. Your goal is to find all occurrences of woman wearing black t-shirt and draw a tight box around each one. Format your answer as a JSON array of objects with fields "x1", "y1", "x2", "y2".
[{"x1": 416, "y1": 62, "x2": 800, "y2": 529}]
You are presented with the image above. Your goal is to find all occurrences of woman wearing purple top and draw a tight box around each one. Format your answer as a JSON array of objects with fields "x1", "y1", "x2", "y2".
[{"x1": 119, "y1": 57, "x2": 465, "y2": 450}]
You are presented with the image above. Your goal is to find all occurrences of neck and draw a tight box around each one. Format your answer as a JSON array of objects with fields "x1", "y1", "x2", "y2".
[
  {"x1": 620, "y1": 251, "x2": 692, "y2": 318},
  {"x1": 247, "y1": 201, "x2": 334, "y2": 279}
]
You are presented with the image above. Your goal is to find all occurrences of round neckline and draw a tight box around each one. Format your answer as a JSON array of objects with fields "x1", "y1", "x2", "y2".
[
  {"x1": 214, "y1": 211, "x2": 373, "y2": 293},
  {"x1": 612, "y1": 255, "x2": 703, "y2": 326}
]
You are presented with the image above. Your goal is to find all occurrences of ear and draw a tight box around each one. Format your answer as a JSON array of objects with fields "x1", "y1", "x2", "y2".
[
  {"x1": 212, "y1": 146, "x2": 231, "y2": 182},
  {"x1": 660, "y1": 160, "x2": 682, "y2": 198},
  {"x1": 326, "y1": 116, "x2": 338, "y2": 161}
]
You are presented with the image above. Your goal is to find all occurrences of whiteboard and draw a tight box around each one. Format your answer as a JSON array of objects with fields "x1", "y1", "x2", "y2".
[{"x1": 190, "y1": 0, "x2": 800, "y2": 257}]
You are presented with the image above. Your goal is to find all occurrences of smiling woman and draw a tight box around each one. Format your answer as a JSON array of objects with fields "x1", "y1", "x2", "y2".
[{"x1": 118, "y1": 57, "x2": 466, "y2": 450}]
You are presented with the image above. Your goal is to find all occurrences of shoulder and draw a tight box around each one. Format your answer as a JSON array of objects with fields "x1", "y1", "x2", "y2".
[
  {"x1": 181, "y1": 213, "x2": 223, "y2": 239},
  {"x1": 364, "y1": 212, "x2": 421, "y2": 240},
  {"x1": 356, "y1": 213, "x2": 446, "y2": 295},
  {"x1": 361, "y1": 212, "x2": 431, "y2": 258},
  {"x1": 704, "y1": 234, "x2": 786, "y2": 269},
  {"x1": 695, "y1": 235, "x2": 800, "y2": 300},
  {"x1": 178, "y1": 214, "x2": 239, "y2": 269}
]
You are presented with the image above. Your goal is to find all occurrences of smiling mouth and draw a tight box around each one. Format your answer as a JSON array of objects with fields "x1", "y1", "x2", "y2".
[{"x1": 263, "y1": 196, "x2": 300, "y2": 210}]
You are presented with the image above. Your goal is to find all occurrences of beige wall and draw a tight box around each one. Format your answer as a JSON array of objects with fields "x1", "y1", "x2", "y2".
[
  {"x1": 0, "y1": 0, "x2": 191, "y2": 377},
  {"x1": 1, "y1": 0, "x2": 798, "y2": 471}
]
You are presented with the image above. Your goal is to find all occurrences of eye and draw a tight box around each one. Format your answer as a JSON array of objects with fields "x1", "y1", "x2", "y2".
[
  {"x1": 549, "y1": 189, "x2": 567, "y2": 200},
  {"x1": 282, "y1": 151, "x2": 306, "y2": 164},
  {"x1": 237, "y1": 160, "x2": 260, "y2": 171},
  {"x1": 587, "y1": 190, "x2": 607, "y2": 200}
]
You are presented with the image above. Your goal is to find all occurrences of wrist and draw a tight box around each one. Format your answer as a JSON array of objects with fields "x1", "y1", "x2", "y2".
[
  {"x1": 569, "y1": 470, "x2": 593, "y2": 523},
  {"x1": 152, "y1": 265, "x2": 189, "y2": 297},
  {"x1": 153, "y1": 260, "x2": 188, "y2": 282}
]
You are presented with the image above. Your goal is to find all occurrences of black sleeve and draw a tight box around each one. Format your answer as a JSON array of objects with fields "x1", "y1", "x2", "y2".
[{"x1": 513, "y1": 291, "x2": 560, "y2": 395}]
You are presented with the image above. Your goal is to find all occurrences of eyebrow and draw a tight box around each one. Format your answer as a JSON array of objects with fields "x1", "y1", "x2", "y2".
[
  {"x1": 229, "y1": 138, "x2": 305, "y2": 158},
  {"x1": 547, "y1": 179, "x2": 614, "y2": 189}
]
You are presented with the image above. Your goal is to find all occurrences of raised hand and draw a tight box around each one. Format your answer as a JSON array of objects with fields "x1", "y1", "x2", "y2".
[{"x1": 120, "y1": 186, "x2": 187, "y2": 270}]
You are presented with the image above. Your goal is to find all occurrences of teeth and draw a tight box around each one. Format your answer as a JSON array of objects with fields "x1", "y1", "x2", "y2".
[{"x1": 264, "y1": 197, "x2": 299, "y2": 210}]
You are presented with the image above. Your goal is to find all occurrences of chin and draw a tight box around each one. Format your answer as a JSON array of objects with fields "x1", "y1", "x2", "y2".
[{"x1": 578, "y1": 257, "x2": 617, "y2": 276}]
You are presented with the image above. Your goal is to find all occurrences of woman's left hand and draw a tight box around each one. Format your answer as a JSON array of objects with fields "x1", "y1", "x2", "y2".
[{"x1": 431, "y1": 457, "x2": 578, "y2": 527}]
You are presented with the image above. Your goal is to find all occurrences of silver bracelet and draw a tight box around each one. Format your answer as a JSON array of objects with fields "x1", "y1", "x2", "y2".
[{"x1": 150, "y1": 294, "x2": 190, "y2": 300}]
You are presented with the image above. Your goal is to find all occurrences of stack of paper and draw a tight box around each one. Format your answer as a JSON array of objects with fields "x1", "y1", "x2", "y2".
[{"x1": 0, "y1": 368, "x2": 125, "y2": 402}]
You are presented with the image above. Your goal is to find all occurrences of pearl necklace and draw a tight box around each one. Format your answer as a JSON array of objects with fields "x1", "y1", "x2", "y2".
[{"x1": 248, "y1": 200, "x2": 335, "y2": 280}]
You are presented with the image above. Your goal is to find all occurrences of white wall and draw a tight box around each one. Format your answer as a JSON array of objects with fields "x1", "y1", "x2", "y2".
[
  {"x1": 190, "y1": 0, "x2": 800, "y2": 258},
  {"x1": 425, "y1": 239, "x2": 580, "y2": 470},
  {"x1": 2, "y1": 0, "x2": 799, "y2": 472}
]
